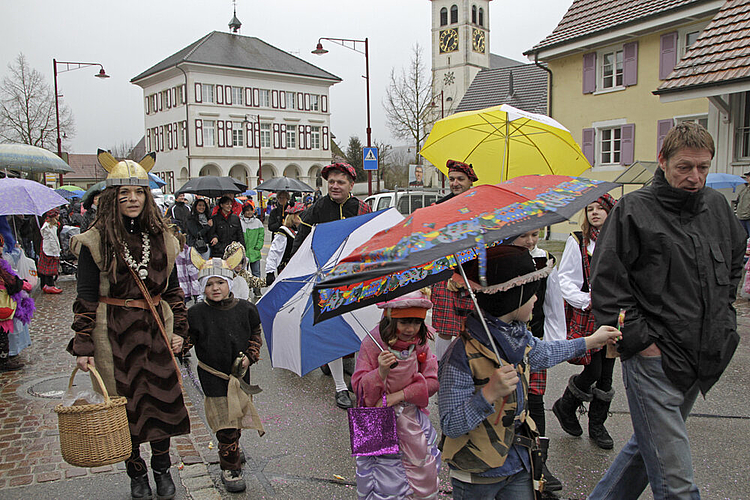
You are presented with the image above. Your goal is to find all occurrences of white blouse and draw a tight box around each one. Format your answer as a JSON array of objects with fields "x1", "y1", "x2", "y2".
[
  {"x1": 530, "y1": 246, "x2": 566, "y2": 342},
  {"x1": 557, "y1": 234, "x2": 595, "y2": 311}
]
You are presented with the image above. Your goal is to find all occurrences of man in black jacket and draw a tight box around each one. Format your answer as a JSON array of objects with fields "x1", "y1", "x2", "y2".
[
  {"x1": 588, "y1": 122, "x2": 746, "y2": 500},
  {"x1": 207, "y1": 196, "x2": 243, "y2": 258},
  {"x1": 167, "y1": 193, "x2": 191, "y2": 232},
  {"x1": 290, "y1": 163, "x2": 370, "y2": 409}
]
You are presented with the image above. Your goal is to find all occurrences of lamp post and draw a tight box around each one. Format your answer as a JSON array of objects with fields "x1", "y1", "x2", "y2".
[
  {"x1": 53, "y1": 59, "x2": 109, "y2": 185},
  {"x1": 312, "y1": 37, "x2": 374, "y2": 195},
  {"x1": 428, "y1": 90, "x2": 446, "y2": 189},
  {"x1": 244, "y1": 114, "x2": 264, "y2": 220}
]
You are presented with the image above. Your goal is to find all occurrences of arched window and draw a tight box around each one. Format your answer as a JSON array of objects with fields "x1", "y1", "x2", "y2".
[
  {"x1": 450, "y1": 4, "x2": 458, "y2": 24},
  {"x1": 472, "y1": 5, "x2": 477, "y2": 24},
  {"x1": 479, "y1": 8, "x2": 484, "y2": 26},
  {"x1": 440, "y1": 7, "x2": 448, "y2": 26}
]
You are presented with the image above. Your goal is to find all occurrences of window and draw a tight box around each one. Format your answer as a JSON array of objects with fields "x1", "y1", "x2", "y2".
[
  {"x1": 260, "y1": 122, "x2": 271, "y2": 148},
  {"x1": 738, "y1": 92, "x2": 750, "y2": 159},
  {"x1": 450, "y1": 4, "x2": 458, "y2": 23},
  {"x1": 677, "y1": 115, "x2": 708, "y2": 130},
  {"x1": 203, "y1": 120, "x2": 215, "y2": 147},
  {"x1": 232, "y1": 86, "x2": 243, "y2": 106},
  {"x1": 175, "y1": 86, "x2": 184, "y2": 106},
  {"x1": 286, "y1": 124, "x2": 296, "y2": 149},
  {"x1": 440, "y1": 7, "x2": 447, "y2": 26},
  {"x1": 258, "y1": 89, "x2": 270, "y2": 107},
  {"x1": 232, "y1": 121, "x2": 244, "y2": 147},
  {"x1": 479, "y1": 8, "x2": 484, "y2": 26},
  {"x1": 287, "y1": 92, "x2": 296, "y2": 110},
  {"x1": 472, "y1": 5, "x2": 477, "y2": 24},
  {"x1": 602, "y1": 50, "x2": 623, "y2": 89},
  {"x1": 600, "y1": 128, "x2": 621, "y2": 164},
  {"x1": 202, "y1": 84, "x2": 214, "y2": 103},
  {"x1": 311, "y1": 95, "x2": 319, "y2": 111},
  {"x1": 179, "y1": 121, "x2": 187, "y2": 148},
  {"x1": 162, "y1": 89, "x2": 170, "y2": 108},
  {"x1": 310, "y1": 126, "x2": 321, "y2": 149}
]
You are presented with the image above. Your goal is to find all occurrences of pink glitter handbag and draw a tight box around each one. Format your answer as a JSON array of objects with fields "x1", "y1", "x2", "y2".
[{"x1": 348, "y1": 392, "x2": 400, "y2": 456}]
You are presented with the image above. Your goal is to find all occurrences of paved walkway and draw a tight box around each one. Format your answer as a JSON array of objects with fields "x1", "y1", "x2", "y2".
[{"x1": 1, "y1": 237, "x2": 750, "y2": 498}]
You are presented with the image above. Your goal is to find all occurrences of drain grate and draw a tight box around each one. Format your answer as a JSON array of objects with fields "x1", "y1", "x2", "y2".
[{"x1": 24, "y1": 375, "x2": 70, "y2": 399}]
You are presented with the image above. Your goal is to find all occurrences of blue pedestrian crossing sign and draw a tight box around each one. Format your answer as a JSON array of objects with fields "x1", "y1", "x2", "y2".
[{"x1": 363, "y1": 147, "x2": 378, "y2": 171}]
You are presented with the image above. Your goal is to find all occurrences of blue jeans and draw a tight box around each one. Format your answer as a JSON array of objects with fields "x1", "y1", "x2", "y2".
[
  {"x1": 451, "y1": 471, "x2": 534, "y2": 500},
  {"x1": 740, "y1": 218, "x2": 750, "y2": 238},
  {"x1": 588, "y1": 354, "x2": 700, "y2": 500}
]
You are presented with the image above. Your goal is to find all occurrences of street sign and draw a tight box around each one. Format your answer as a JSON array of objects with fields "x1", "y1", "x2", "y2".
[{"x1": 363, "y1": 147, "x2": 378, "y2": 171}]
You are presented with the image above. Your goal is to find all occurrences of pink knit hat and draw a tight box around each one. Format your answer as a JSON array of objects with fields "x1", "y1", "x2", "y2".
[{"x1": 377, "y1": 291, "x2": 432, "y2": 319}]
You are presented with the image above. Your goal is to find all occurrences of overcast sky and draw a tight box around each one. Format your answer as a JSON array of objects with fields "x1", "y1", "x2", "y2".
[{"x1": 0, "y1": 0, "x2": 570, "y2": 155}]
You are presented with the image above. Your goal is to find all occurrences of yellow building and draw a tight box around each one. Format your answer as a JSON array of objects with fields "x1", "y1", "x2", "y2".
[{"x1": 525, "y1": 0, "x2": 723, "y2": 237}]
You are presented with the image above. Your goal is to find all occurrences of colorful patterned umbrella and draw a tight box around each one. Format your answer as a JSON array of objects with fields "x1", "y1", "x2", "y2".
[
  {"x1": 0, "y1": 178, "x2": 69, "y2": 216},
  {"x1": 313, "y1": 175, "x2": 619, "y2": 322}
]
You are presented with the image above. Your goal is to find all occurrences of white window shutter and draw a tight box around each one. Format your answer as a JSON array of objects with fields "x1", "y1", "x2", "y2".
[
  {"x1": 217, "y1": 121, "x2": 225, "y2": 147},
  {"x1": 245, "y1": 87, "x2": 253, "y2": 107},
  {"x1": 322, "y1": 95, "x2": 328, "y2": 113},
  {"x1": 226, "y1": 121, "x2": 233, "y2": 147},
  {"x1": 216, "y1": 85, "x2": 224, "y2": 105},
  {"x1": 225, "y1": 86, "x2": 232, "y2": 105},
  {"x1": 195, "y1": 83, "x2": 202, "y2": 103}
]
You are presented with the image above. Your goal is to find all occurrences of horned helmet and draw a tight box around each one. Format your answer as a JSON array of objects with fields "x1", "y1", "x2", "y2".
[
  {"x1": 97, "y1": 149, "x2": 156, "y2": 187},
  {"x1": 190, "y1": 246, "x2": 244, "y2": 280}
]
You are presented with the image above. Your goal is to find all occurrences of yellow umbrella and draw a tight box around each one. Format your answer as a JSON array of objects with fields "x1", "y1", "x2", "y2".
[{"x1": 420, "y1": 104, "x2": 591, "y2": 184}]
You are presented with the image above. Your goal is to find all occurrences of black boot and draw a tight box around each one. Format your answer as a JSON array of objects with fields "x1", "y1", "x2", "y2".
[
  {"x1": 538, "y1": 437, "x2": 562, "y2": 492},
  {"x1": 153, "y1": 469, "x2": 175, "y2": 499},
  {"x1": 589, "y1": 387, "x2": 615, "y2": 449},
  {"x1": 130, "y1": 473, "x2": 153, "y2": 499},
  {"x1": 552, "y1": 375, "x2": 592, "y2": 437}
]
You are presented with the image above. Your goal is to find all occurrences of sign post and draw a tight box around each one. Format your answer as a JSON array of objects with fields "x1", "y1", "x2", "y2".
[{"x1": 363, "y1": 147, "x2": 378, "y2": 194}]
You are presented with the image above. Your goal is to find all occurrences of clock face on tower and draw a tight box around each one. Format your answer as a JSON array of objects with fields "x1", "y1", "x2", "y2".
[
  {"x1": 439, "y1": 28, "x2": 459, "y2": 53},
  {"x1": 472, "y1": 28, "x2": 486, "y2": 53}
]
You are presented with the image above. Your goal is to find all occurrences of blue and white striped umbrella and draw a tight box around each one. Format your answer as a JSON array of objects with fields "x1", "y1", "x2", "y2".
[{"x1": 257, "y1": 208, "x2": 404, "y2": 376}]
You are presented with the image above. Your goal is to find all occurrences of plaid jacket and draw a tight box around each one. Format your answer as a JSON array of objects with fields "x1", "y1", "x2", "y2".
[{"x1": 431, "y1": 280, "x2": 475, "y2": 337}]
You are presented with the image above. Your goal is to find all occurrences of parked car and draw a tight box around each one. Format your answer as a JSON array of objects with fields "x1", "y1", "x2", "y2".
[{"x1": 364, "y1": 188, "x2": 445, "y2": 214}]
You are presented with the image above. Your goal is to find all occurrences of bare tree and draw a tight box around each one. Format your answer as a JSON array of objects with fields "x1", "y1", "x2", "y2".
[
  {"x1": 0, "y1": 53, "x2": 74, "y2": 149},
  {"x1": 108, "y1": 140, "x2": 136, "y2": 160},
  {"x1": 383, "y1": 43, "x2": 434, "y2": 163}
]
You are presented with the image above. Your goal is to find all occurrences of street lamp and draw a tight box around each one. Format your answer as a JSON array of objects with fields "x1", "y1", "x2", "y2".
[
  {"x1": 428, "y1": 90, "x2": 446, "y2": 189},
  {"x1": 312, "y1": 37, "x2": 374, "y2": 195},
  {"x1": 53, "y1": 59, "x2": 109, "y2": 185},
  {"x1": 244, "y1": 114, "x2": 264, "y2": 220}
]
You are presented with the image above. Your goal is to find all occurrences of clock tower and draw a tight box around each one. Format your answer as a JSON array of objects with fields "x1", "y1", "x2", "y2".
[{"x1": 431, "y1": 0, "x2": 491, "y2": 117}]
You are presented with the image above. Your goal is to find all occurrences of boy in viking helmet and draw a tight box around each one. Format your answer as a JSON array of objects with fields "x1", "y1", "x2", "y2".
[
  {"x1": 68, "y1": 150, "x2": 189, "y2": 500},
  {"x1": 186, "y1": 250, "x2": 264, "y2": 493},
  {"x1": 438, "y1": 245, "x2": 619, "y2": 499}
]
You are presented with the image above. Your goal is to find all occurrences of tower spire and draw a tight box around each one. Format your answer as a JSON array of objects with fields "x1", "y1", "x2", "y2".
[{"x1": 228, "y1": 0, "x2": 242, "y2": 33}]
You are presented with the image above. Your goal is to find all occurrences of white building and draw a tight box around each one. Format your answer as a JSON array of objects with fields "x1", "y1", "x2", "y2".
[{"x1": 131, "y1": 29, "x2": 341, "y2": 193}]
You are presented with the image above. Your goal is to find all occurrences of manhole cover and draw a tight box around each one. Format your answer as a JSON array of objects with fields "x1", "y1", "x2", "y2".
[{"x1": 26, "y1": 375, "x2": 69, "y2": 399}]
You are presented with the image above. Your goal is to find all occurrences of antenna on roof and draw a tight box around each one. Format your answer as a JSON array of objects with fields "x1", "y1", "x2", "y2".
[{"x1": 228, "y1": 0, "x2": 242, "y2": 34}]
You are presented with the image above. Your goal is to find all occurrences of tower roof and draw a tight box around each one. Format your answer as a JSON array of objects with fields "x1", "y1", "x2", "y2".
[
  {"x1": 228, "y1": 9, "x2": 242, "y2": 33},
  {"x1": 131, "y1": 31, "x2": 341, "y2": 84}
]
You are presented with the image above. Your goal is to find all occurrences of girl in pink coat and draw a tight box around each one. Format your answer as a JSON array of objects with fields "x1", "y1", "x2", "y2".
[{"x1": 351, "y1": 290, "x2": 441, "y2": 499}]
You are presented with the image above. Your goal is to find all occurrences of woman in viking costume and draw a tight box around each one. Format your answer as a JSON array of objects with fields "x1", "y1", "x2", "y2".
[{"x1": 68, "y1": 150, "x2": 189, "y2": 500}]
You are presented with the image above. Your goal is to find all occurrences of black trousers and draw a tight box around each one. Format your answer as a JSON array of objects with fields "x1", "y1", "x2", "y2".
[{"x1": 574, "y1": 349, "x2": 615, "y2": 392}]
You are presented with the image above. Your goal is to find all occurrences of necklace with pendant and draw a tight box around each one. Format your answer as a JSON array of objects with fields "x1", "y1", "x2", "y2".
[{"x1": 122, "y1": 232, "x2": 151, "y2": 280}]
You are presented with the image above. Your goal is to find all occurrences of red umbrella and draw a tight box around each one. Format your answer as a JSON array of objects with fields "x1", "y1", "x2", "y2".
[{"x1": 313, "y1": 175, "x2": 619, "y2": 323}]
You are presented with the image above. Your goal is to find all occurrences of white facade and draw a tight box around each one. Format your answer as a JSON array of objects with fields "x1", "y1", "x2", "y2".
[
  {"x1": 132, "y1": 40, "x2": 337, "y2": 193},
  {"x1": 431, "y1": 0, "x2": 491, "y2": 117}
]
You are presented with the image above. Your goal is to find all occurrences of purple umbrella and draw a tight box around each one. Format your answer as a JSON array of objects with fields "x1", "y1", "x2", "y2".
[{"x1": 0, "y1": 178, "x2": 69, "y2": 216}]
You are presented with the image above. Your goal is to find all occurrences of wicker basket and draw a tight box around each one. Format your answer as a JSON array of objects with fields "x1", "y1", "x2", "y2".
[{"x1": 54, "y1": 366, "x2": 131, "y2": 468}]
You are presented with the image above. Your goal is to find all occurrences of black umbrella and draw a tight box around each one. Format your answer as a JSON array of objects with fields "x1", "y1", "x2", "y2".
[
  {"x1": 176, "y1": 176, "x2": 246, "y2": 197},
  {"x1": 254, "y1": 176, "x2": 314, "y2": 193}
]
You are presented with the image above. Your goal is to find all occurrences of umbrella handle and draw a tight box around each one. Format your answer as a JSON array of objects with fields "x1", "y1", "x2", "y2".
[{"x1": 365, "y1": 331, "x2": 398, "y2": 368}]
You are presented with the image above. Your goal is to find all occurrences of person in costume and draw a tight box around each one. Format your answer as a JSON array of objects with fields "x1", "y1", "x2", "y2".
[
  {"x1": 68, "y1": 149, "x2": 190, "y2": 500},
  {"x1": 430, "y1": 160, "x2": 479, "y2": 361},
  {"x1": 175, "y1": 230, "x2": 201, "y2": 304},
  {"x1": 438, "y1": 245, "x2": 619, "y2": 499},
  {"x1": 264, "y1": 202, "x2": 304, "y2": 287},
  {"x1": 290, "y1": 163, "x2": 371, "y2": 409},
  {"x1": 0, "y1": 233, "x2": 35, "y2": 372},
  {"x1": 39, "y1": 208, "x2": 62, "y2": 294},
  {"x1": 223, "y1": 241, "x2": 265, "y2": 301},
  {"x1": 239, "y1": 203, "x2": 264, "y2": 299},
  {"x1": 186, "y1": 250, "x2": 264, "y2": 493},
  {"x1": 511, "y1": 229, "x2": 566, "y2": 493},
  {"x1": 351, "y1": 290, "x2": 440, "y2": 500},
  {"x1": 552, "y1": 194, "x2": 619, "y2": 450}
]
